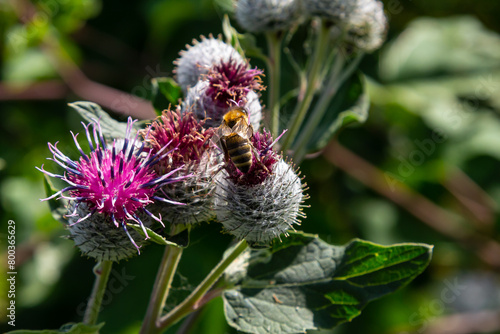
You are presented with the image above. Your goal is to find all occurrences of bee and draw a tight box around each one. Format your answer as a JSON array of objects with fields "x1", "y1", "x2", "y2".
[{"x1": 215, "y1": 106, "x2": 255, "y2": 173}]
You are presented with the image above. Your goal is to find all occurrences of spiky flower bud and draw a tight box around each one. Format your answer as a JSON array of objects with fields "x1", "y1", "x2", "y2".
[
  {"x1": 142, "y1": 109, "x2": 220, "y2": 225},
  {"x1": 183, "y1": 59, "x2": 264, "y2": 129},
  {"x1": 344, "y1": 0, "x2": 387, "y2": 52},
  {"x1": 303, "y1": 0, "x2": 355, "y2": 23},
  {"x1": 38, "y1": 118, "x2": 183, "y2": 261},
  {"x1": 174, "y1": 35, "x2": 246, "y2": 92},
  {"x1": 215, "y1": 130, "x2": 307, "y2": 244},
  {"x1": 235, "y1": 0, "x2": 301, "y2": 33}
]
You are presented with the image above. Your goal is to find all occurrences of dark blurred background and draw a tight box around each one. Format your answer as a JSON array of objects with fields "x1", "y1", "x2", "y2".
[{"x1": 1, "y1": 0, "x2": 500, "y2": 333}]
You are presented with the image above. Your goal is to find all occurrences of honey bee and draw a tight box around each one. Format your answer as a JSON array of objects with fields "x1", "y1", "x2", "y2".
[{"x1": 215, "y1": 106, "x2": 255, "y2": 173}]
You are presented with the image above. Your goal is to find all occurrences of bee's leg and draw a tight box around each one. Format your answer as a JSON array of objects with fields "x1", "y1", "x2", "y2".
[{"x1": 252, "y1": 146, "x2": 270, "y2": 174}]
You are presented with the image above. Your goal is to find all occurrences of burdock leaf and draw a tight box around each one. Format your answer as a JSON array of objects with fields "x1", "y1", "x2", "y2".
[
  {"x1": 69, "y1": 101, "x2": 141, "y2": 139},
  {"x1": 6, "y1": 322, "x2": 104, "y2": 334},
  {"x1": 223, "y1": 232, "x2": 432, "y2": 334},
  {"x1": 151, "y1": 77, "x2": 183, "y2": 113},
  {"x1": 128, "y1": 224, "x2": 186, "y2": 248},
  {"x1": 43, "y1": 175, "x2": 68, "y2": 225}
]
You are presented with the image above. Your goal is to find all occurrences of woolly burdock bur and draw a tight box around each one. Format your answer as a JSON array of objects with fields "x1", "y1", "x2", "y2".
[
  {"x1": 215, "y1": 130, "x2": 307, "y2": 244},
  {"x1": 183, "y1": 57, "x2": 264, "y2": 130},
  {"x1": 38, "y1": 118, "x2": 183, "y2": 261},
  {"x1": 142, "y1": 108, "x2": 221, "y2": 225},
  {"x1": 174, "y1": 35, "x2": 246, "y2": 93}
]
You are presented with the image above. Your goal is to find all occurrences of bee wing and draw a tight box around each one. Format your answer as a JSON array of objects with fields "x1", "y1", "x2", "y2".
[
  {"x1": 232, "y1": 119, "x2": 254, "y2": 139},
  {"x1": 211, "y1": 125, "x2": 230, "y2": 159}
]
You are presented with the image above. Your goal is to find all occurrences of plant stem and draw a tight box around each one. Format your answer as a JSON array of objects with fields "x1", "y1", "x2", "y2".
[
  {"x1": 158, "y1": 240, "x2": 248, "y2": 331},
  {"x1": 83, "y1": 260, "x2": 113, "y2": 326},
  {"x1": 281, "y1": 20, "x2": 331, "y2": 152},
  {"x1": 140, "y1": 226, "x2": 185, "y2": 334},
  {"x1": 292, "y1": 52, "x2": 364, "y2": 163},
  {"x1": 265, "y1": 32, "x2": 283, "y2": 137}
]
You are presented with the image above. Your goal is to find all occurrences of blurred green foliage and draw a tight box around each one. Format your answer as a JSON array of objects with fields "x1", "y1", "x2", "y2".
[{"x1": 1, "y1": 0, "x2": 500, "y2": 333}]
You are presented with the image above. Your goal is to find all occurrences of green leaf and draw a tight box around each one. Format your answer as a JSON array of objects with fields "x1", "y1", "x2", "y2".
[
  {"x1": 128, "y1": 224, "x2": 189, "y2": 248},
  {"x1": 308, "y1": 73, "x2": 369, "y2": 152},
  {"x1": 151, "y1": 77, "x2": 183, "y2": 113},
  {"x1": 43, "y1": 175, "x2": 68, "y2": 225},
  {"x1": 380, "y1": 16, "x2": 500, "y2": 82},
  {"x1": 68, "y1": 101, "x2": 142, "y2": 140},
  {"x1": 223, "y1": 233, "x2": 432, "y2": 334},
  {"x1": 6, "y1": 322, "x2": 104, "y2": 334}
]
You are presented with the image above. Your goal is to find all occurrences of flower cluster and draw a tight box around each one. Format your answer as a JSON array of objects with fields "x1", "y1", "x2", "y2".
[
  {"x1": 234, "y1": 0, "x2": 387, "y2": 53},
  {"x1": 175, "y1": 36, "x2": 307, "y2": 244}
]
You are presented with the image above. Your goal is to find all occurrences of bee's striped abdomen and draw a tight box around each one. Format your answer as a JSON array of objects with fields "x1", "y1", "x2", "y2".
[{"x1": 225, "y1": 134, "x2": 252, "y2": 173}]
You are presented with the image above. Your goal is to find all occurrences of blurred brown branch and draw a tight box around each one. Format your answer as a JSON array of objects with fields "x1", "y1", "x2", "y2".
[
  {"x1": 0, "y1": 81, "x2": 68, "y2": 100},
  {"x1": 6, "y1": 0, "x2": 157, "y2": 120},
  {"x1": 323, "y1": 140, "x2": 500, "y2": 270},
  {"x1": 419, "y1": 309, "x2": 500, "y2": 334},
  {"x1": 442, "y1": 167, "x2": 497, "y2": 231}
]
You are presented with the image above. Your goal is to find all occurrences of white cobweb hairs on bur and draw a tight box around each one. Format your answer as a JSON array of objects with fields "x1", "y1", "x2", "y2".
[
  {"x1": 344, "y1": 0, "x2": 387, "y2": 52},
  {"x1": 147, "y1": 150, "x2": 221, "y2": 225},
  {"x1": 215, "y1": 159, "x2": 307, "y2": 244},
  {"x1": 182, "y1": 80, "x2": 262, "y2": 130},
  {"x1": 174, "y1": 35, "x2": 246, "y2": 93},
  {"x1": 302, "y1": 0, "x2": 356, "y2": 23},
  {"x1": 235, "y1": 0, "x2": 301, "y2": 33},
  {"x1": 67, "y1": 202, "x2": 151, "y2": 262}
]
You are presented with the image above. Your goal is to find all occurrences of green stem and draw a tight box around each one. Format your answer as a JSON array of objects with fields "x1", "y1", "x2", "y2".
[
  {"x1": 265, "y1": 32, "x2": 283, "y2": 137},
  {"x1": 140, "y1": 226, "x2": 185, "y2": 334},
  {"x1": 293, "y1": 52, "x2": 364, "y2": 163},
  {"x1": 83, "y1": 260, "x2": 113, "y2": 326},
  {"x1": 281, "y1": 20, "x2": 331, "y2": 152},
  {"x1": 158, "y1": 240, "x2": 248, "y2": 331}
]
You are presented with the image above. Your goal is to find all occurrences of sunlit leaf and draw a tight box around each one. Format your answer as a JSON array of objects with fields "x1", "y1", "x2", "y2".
[
  {"x1": 151, "y1": 77, "x2": 182, "y2": 113},
  {"x1": 69, "y1": 101, "x2": 142, "y2": 139},
  {"x1": 223, "y1": 232, "x2": 432, "y2": 334}
]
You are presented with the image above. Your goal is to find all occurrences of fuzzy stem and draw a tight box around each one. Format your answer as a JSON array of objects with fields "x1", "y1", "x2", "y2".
[
  {"x1": 140, "y1": 226, "x2": 185, "y2": 334},
  {"x1": 265, "y1": 32, "x2": 283, "y2": 137},
  {"x1": 157, "y1": 240, "x2": 248, "y2": 331},
  {"x1": 281, "y1": 20, "x2": 331, "y2": 152},
  {"x1": 292, "y1": 52, "x2": 364, "y2": 163},
  {"x1": 83, "y1": 260, "x2": 113, "y2": 326},
  {"x1": 293, "y1": 52, "x2": 364, "y2": 164}
]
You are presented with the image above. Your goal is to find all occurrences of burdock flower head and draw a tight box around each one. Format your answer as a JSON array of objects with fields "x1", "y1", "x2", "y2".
[
  {"x1": 38, "y1": 118, "x2": 183, "y2": 262},
  {"x1": 183, "y1": 58, "x2": 264, "y2": 129},
  {"x1": 174, "y1": 35, "x2": 246, "y2": 93},
  {"x1": 215, "y1": 130, "x2": 307, "y2": 245},
  {"x1": 235, "y1": 0, "x2": 301, "y2": 33},
  {"x1": 303, "y1": 0, "x2": 355, "y2": 23},
  {"x1": 141, "y1": 108, "x2": 220, "y2": 225},
  {"x1": 344, "y1": 0, "x2": 387, "y2": 52}
]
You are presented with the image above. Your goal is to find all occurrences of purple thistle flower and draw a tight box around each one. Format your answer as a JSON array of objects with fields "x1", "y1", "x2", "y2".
[
  {"x1": 142, "y1": 109, "x2": 222, "y2": 225},
  {"x1": 184, "y1": 80, "x2": 263, "y2": 130},
  {"x1": 204, "y1": 59, "x2": 264, "y2": 110},
  {"x1": 224, "y1": 129, "x2": 281, "y2": 186},
  {"x1": 38, "y1": 118, "x2": 185, "y2": 261},
  {"x1": 142, "y1": 108, "x2": 215, "y2": 172},
  {"x1": 174, "y1": 35, "x2": 246, "y2": 93}
]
